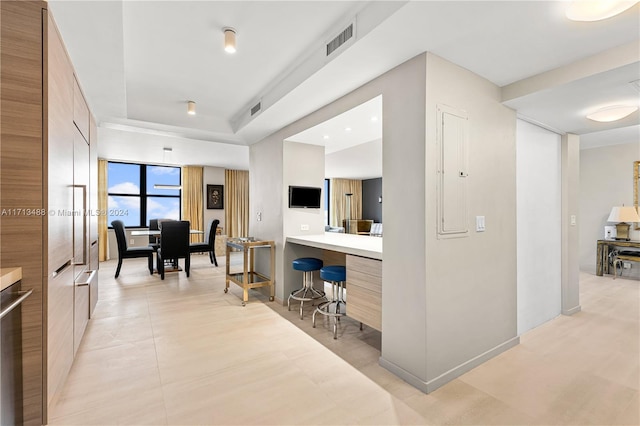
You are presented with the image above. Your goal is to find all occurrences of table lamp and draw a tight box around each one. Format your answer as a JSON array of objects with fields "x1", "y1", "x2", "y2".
[{"x1": 607, "y1": 206, "x2": 640, "y2": 241}]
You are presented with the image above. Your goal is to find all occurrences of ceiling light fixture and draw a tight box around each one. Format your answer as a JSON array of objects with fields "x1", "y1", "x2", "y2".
[
  {"x1": 565, "y1": 0, "x2": 638, "y2": 21},
  {"x1": 586, "y1": 105, "x2": 638, "y2": 122},
  {"x1": 187, "y1": 101, "x2": 196, "y2": 115},
  {"x1": 344, "y1": 127, "x2": 352, "y2": 132},
  {"x1": 371, "y1": 116, "x2": 378, "y2": 122},
  {"x1": 323, "y1": 135, "x2": 330, "y2": 140},
  {"x1": 223, "y1": 28, "x2": 236, "y2": 53}
]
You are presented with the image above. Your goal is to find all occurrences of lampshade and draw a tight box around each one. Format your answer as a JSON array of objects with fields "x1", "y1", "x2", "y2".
[
  {"x1": 224, "y1": 28, "x2": 236, "y2": 53},
  {"x1": 607, "y1": 206, "x2": 640, "y2": 223},
  {"x1": 187, "y1": 101, "x2": 196, "y2": 115}
]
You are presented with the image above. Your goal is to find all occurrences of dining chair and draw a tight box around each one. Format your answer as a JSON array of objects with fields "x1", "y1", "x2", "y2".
[
  {"x1": 111, "y1": 220, "x2": 154, "y2": 278},
  {"x1": 189, "y1": 219, "x2": 220, "y2": 266},
  {"x1": 157, "y1": 220, "x2": 191, "y2": 279}
]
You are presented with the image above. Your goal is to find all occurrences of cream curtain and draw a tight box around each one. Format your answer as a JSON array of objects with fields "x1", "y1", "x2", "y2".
[
  {"x1": 182, "y1": 166, "x2": 204, "y2": 243},
  {"x1": 330, "y1": 178, "x2": 362, "y2": 227},
  {"x1": 98, "y1": 159, "x2": 108, "y2": 261},
  {"x1": 225, "y1": 169, "x2": 249, "y2": 238}
]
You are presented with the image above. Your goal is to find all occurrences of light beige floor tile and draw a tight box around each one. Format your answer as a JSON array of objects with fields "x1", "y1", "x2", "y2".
[{"x1": 48, "y1": 259, "x2": 639, "y2": 426}]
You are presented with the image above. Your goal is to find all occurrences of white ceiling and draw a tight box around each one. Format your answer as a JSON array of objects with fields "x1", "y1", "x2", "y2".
[{"x1": 48, "y1": 1, "x2": 640, "y2": 177}]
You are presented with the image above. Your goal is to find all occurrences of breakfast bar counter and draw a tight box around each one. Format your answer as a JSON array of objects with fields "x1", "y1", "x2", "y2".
[
  {"x1": 286, "y1": 233, "x2": 382, "y2": 331},
  {"x1": 286, "y1": 233, "x2": 382, "y2": 260}
]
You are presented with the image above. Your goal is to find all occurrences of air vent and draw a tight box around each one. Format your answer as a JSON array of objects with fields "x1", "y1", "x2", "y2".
[
  {"x1": 326, "y1": 23, "x2": 353, "y2": 57},
  {"x1": 250, "y1": 101, "x2": 261, "y2": 116},
  {"x1": 629, "y1": 79, "x2": 640, "y2": 93}
]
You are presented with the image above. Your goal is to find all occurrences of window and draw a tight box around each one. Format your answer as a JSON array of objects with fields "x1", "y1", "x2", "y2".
[
  {"x1": 107, "y1": 162, "x2": 181, "y2": 227},
  {"x1": 324, "y1": 179, "x2": 330, "y2": 226}
]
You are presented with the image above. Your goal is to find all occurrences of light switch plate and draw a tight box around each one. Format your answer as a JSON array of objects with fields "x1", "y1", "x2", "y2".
[
  {"x1": 570, "y1": 215, "x2": 577, "y2": 226},
  {"x1": 476, "y1": 216, "x2": 485, "y2": 232}
]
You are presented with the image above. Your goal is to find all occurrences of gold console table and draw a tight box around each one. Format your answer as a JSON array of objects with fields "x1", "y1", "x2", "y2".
[
  {"x1": 596, "y1": 239, "x2": 640, "y2": 276},
  {"x1": 225, "y1": 238, "x2": 275, "y2": 306}
]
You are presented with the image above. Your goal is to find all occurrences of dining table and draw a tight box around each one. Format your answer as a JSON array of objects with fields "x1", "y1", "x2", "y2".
[{"x1": 130, "y1": 229, "x2": 204, "y2": 272}]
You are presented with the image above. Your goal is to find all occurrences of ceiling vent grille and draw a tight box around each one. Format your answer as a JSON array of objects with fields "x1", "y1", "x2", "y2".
[
  {"x1": 326, "y1": 23, "x2": 353, "y2": 57},
  {"x1": 250, "y1": 101, "x2": 261, "y2": 116},
  {"x1": 629, "y1": 79, "x2": 640, "y2": 93}
]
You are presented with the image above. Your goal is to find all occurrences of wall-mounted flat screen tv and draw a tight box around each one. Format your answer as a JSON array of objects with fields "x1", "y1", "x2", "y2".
[{"x1": 289, "y1": 186, "x2": 321, "y2": 209}]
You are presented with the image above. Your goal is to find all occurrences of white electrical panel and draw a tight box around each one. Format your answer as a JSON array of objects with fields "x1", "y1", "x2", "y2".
[{"x1": 437, "y1": 104, "x2": 469, "y2": 238}]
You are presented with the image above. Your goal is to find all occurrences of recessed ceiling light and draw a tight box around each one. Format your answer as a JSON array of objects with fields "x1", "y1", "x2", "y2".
[
  {"x1": 586, "y1": 105, "x2": 638, "y2": 122},
  {"x1": 223, "y1": 28, "x2": 236, "y2": 53},
  {"x1": 344, "y1": 127, "x2": 352, "y2": 132},
  {"x1": 371, "y1": 116, "x2": 378, "y2": 122},
  {"x1": 187, "y1": 101, "x2": 196, "y2": 115},
  {"x1": 323, "y1": 135, "x2": 330, "y2": 140},
  {"x1": 566, "y1": 0, "x2": 638, "y2": 21}
]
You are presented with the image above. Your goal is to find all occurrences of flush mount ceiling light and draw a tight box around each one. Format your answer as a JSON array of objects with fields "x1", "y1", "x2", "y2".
[
  {"x1": 566, "y1": 0, "x2": 638, "y2": 21},
  {"x1": 223, "y1": 28, "x2": 236, "y2": 53},
  {"x1": 187, "y1": 101, "x2": 196, "y2": 115},
  {"x1": 586, "y1": 105, "x2": 638, "y2": 122}
]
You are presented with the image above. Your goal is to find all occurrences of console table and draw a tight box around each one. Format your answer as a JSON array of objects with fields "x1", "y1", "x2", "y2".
[
  {"x1": 225, "y1": 238, "x2": 275, "y2": 306},
  {"x1": 596, "y1": 239, "x2": 640, "y2": 276}
]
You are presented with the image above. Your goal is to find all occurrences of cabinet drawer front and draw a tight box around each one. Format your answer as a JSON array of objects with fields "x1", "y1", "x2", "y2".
[
  {"x1": 348, "y1": 267, "x2": 382, "y2": 294},
  {"x1": 347, "y1": 254, "x2": 382, "y2": 278},
  {"x1": 73, "y1": 77, "x2": 89, "y2": 142},
  {"x1": 347, "y1": 284, "x2": 381, "y2": 331}
]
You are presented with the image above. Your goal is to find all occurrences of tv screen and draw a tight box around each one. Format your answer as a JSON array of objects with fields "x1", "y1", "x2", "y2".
[{"x1": 289, "y1": 186, "x2": 321, "y2": 209}]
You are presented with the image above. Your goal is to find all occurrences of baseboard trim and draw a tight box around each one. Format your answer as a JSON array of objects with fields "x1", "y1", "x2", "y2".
[
  {"x1": 562, "y1": 305, "x2": 581, "y2": 315},
  {"x1": 379, "y1": 335, "x2": 520, "y2": 394}
]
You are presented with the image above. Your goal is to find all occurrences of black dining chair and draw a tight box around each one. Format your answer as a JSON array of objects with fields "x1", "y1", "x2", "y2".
[
  {"x1": 189, "y1": 219, "x2": 220, "y2": 266},
  {"x1": 111, "y1": 220, "x2": 154, "y2": 278},
  {"x1": 157, "y1": 220, "x2": 191, "y2": 279}
]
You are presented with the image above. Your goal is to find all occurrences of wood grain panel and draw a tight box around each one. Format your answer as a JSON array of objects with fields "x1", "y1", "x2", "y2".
[
  {"x1": 347, "y1": 285, "x2": 382, "y2": 331},
  {"x1": 73, "y1": 76, "x2": 89, "y2": 142},
  {"x1": 47, "y1": 264, "x2": 74, "y2": 406},
  {"x1": 47, "y1": 11, "x2": 74, "y2": 277},
  {"x1": 346, "y1": 254, "x2": 382, "y2": 331},
  {"x1": 73, "y1": 284, "x2": 89, "y2": 355},
  {"x1": 89, "y1": 114, "x2": 98, "y2": 253},
  {"x1": 347, "y1": 254, "x2": 382, "y2": 278},
  {"x1": 322, "y1": 249, "x2": 345, "y2": 267},
  {"x1": 0, "y1": 2, "x2": 46, "y2": 424}
]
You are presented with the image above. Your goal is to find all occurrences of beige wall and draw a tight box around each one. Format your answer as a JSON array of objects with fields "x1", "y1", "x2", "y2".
[
  {"x1": 203, "y1": 166, "x2": 225, "y2": 234},
  {"x1": 580, "y1": 142, "x2": 640, "y2": 276},
  {"x1": 421, "y1": 53, "x2": 518, "y2": 389}
]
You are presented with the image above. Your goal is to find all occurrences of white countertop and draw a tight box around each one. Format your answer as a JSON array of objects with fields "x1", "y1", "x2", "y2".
[{"x1": 286, "y1": 233, "x2": 382, "y2": 260}]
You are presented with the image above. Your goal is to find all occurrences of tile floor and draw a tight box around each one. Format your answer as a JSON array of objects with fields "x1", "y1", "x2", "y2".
[{"x1": 47, "y1": 254, "x2": 639, "y2": 425}]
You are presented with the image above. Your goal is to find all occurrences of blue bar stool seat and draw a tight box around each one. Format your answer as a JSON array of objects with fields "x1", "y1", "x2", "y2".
[
  {"x1": 288, "y1": 257, "x2": 325, "y2": 319},
  {"x1": 313, "y1": 265, "x2": 347, "y2": 339}
]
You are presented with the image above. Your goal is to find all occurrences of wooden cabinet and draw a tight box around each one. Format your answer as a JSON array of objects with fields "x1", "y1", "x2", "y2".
[
  {"x1": 0, "y1": 3, "x2": 47, "y2": 422},
  {"x1": 0, "y1": 2, "x2": 99, "y2": 422},
  {"x1": 346, "y1": 254, "x2": 382, "y2": 331}
]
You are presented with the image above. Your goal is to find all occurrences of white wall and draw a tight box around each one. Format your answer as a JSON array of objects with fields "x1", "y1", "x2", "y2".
[
  {"x1": 580, "y1": 141, "x2": 640, "y2": 276},
  {"x1": 203, "y1": 166, "x2": 225, "y2": 234},
  {"x1": 516, "y1": 120, "x2": 561, "y2": 335},
  {"x1": 282, "y1": 141, "x2": 326, "y2": 237},
  {"x1": 97, "y1": 126, "x2": 249, "y2": 170}
]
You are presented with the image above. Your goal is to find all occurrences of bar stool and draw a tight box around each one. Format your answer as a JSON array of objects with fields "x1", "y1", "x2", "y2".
[
  {"x1": 288, "y1": 257, "x2": 325, "y2": 319},
  {"x1": 313, "y1": 265, "x2": 346, "y2": 339}
]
